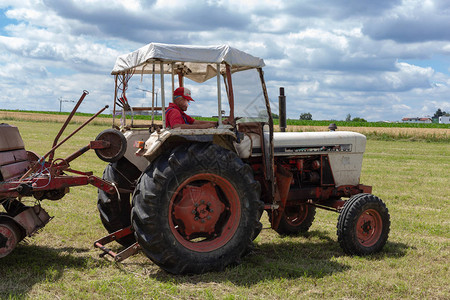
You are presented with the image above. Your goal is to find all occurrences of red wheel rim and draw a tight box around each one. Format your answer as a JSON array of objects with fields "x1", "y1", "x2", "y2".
[
  {"x1": 0, "y1": 223, "x2": 20, "y2": 258},
  {"x1": 356, "y1": 209, "x2": 383, "y2": 247},
  {"x1": 284, "y1": 204, "x2": 308, "y2": 226},
  {"x1": 169, "y1": 173, "x2": 241, "y2": 252}
]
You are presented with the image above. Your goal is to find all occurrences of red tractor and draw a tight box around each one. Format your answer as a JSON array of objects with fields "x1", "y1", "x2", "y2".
[
  {"x1": 0, "y1": 44, "x2": 390, "y2": 275},
  {"x1": 93, "y1": 43, "x2": 390, "y2": 274}
]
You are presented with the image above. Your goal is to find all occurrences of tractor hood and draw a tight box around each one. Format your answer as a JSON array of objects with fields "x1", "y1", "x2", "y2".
[{"x1": 271, "y1": 131, "x2": 367, "y2": 154}]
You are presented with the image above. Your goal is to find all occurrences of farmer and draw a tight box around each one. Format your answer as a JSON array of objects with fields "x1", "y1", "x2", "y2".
[{"x1": 165, "y1": 87, "x2": 218, "y2": 129}]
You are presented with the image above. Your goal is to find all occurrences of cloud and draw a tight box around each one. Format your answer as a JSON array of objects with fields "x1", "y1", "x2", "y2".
[
  {"x1": 0, "y1": 0, "x2": 449, "y2": 121},
  {"x1": 42, "y1": 0, "x2": 250, "y2": 43},
  {"x1": 283, "y1": 0, "x2": 401, "y2": 20},
  {"x1": 363, "y1": 1, "x2": 450, "y2": 43}
]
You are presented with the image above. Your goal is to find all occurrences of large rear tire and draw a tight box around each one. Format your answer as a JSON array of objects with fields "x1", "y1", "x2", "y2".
[
  {"x1": 132, "y1": 143, "x2": 263, "y2": 274},
  {"x1": 97, "y1": 157, "x2": 141, "y2": 246},
  {"x1": 337, "y1": 193, "x2": 390, "y2": 255}
]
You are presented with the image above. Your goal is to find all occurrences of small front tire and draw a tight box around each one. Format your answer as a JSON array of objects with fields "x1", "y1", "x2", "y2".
[{"x1": 337, "y1": 193, "x2": 390, "y2": 255}]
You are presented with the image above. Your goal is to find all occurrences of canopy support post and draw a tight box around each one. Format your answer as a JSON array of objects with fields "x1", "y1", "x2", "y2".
[
  {"x1": 151, "y1": 63, "x2": 155, "y2": 126},
  {"x1": 217, "y1": 63, "x2": 222, "y2": 128},
  {"x1": 160, "y1": 62, "x2": 166, "y2": 130},
  {"x1": 225, "y1": 64, "x2": 235, "y2": 125}
]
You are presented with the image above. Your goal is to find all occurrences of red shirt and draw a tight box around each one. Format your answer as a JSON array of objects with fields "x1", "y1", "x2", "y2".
[{"x1": 165, "y1": 102, "x2": 195, "y2": 128}]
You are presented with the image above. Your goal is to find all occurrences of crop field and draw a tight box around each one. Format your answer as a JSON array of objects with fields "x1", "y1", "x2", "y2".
[{"x1": 0, "y1": 116, "x2": 449, "y2": 299}]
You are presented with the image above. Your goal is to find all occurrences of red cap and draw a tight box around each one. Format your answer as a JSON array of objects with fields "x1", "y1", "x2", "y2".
[{"x1": 173, "y1": 87, "x2": 194, "y2": 101}]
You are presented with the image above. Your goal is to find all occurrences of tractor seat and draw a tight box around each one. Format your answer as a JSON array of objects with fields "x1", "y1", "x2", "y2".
[{"x1": 0, "y1": 124, "x2": 30, "y2": 181}]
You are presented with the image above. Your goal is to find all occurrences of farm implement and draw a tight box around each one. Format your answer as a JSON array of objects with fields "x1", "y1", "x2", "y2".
[{"x1": 0, "y1": 91, "x2": 121, "y2": 258}]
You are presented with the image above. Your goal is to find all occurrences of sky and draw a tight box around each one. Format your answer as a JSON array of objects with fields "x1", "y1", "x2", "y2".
[{"x1": 1, "y1": 0, "x2": 450, "y2": 121}]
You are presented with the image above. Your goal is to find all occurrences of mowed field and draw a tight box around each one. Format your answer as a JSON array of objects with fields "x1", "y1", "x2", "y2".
[{"x1": 0, "y1": 115, "x2": 449, "y2": 299}]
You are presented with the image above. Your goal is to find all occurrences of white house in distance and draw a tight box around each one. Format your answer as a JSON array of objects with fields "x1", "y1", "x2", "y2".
[
  {"x1": 401, "y1": 117, "x2": 432, "y2": 123},
  {"x1": 439, "y1": 116, "x2": 450, "y2": 124}
]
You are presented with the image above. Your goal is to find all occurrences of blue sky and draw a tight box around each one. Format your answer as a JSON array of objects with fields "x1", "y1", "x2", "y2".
[{"x1": 1, "y1": 0, "x2": 450, "y2": 121}]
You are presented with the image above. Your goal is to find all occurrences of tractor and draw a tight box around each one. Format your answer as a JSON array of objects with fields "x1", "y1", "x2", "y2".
[{"x1": 94, "y1": 43, "x2": 390, "y2": 274}]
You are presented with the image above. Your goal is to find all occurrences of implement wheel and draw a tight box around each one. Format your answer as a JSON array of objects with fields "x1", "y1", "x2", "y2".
[
  {"x1": 97, "y1": 157, "x2": 141, "y2": 246},
  {"x1": 132, "y1": 144, "x2": 262, "y2": 274},
  {"x1": 337, "y1": 193, "x2": 390, "y2": 255},
  {"x1": 0, "y1": 218, "x2": 23, "y2": 258},
  {"x1": 274, "y1": 204, "x2": 316, "y2": 235}
]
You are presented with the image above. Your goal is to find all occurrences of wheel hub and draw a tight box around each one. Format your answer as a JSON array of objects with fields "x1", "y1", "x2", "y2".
[
  {"x1": 169, "y1": 172, "x2": 241, "y2": 252},
  {"x1": 361, "y1": 220, "x2": 372, "y2": 233},
  {"x1": 173, "y1": 183, "x2": 225, "y2": 237},
  {"x1": 356, "y1": 209, "x2": 382, "y2": 247},
  {"x1": 0, "y1": 222, "x2": 21, "y2": 258}
]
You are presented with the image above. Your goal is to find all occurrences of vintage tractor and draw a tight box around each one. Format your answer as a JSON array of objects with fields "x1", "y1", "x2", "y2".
[{"x1": 94, "y1": 43, "x2": 390, "y2": 274}]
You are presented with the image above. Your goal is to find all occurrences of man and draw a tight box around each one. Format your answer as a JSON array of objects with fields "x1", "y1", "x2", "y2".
[{"x1": 165, "y1": 87, "x2": 218, "y2": 129}]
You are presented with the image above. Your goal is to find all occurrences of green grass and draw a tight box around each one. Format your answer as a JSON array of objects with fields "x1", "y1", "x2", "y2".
[{"x1": 0, "y1": 119, "x2": 449, "y2": 299}]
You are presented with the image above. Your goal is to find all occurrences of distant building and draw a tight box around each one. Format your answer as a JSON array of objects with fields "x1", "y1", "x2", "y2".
[
  {"x1": 401, "y1": 117, "x2": 432, "y2": 124},
  {"x1": 439, "y1": 116, "x2": 450, "y2": 124}
]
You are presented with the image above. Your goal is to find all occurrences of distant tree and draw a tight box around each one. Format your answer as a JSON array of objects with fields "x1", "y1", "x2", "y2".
[
  {"x1": 352, "y1": 117, "x2": 367, "y2": 122},
  {"x1": 272, "y1": 112, "x2": 279, "y2": 119},
  {"x1": 433, "y1": 108, "x2": 444, "y2": 118},
  {"x1": 433, "y1": 108, "x2": 449, "y2": 118},
  {"x1": 300, "y1": 112, "x2": 312, "y2": 120},
  {"x1": 345, "y1": 114, "x2": 351, "y2": 122}
]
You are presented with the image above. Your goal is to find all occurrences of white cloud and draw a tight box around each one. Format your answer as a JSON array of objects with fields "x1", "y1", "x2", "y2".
[{"x1": 0, "y1": 0, "x2": 449, "y2": 121}]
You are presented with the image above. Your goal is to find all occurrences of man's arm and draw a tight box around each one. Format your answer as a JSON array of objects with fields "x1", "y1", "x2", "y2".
[{"x1": 172, "y1": 120, "x2": 217, "y2": 129}]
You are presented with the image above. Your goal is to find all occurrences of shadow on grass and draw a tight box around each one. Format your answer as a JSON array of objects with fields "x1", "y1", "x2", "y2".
[
  {"x1": 150, "y1": 229, "x2": 410, "y2": 286},
  {"x1": 0, "y1": 230, "x2": 410, "y2": 294},
  {"x1": 0, "y1": 244, "x2": 102, "y2": 298}
]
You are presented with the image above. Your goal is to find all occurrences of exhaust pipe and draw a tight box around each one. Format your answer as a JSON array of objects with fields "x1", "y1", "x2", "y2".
[{"x1": 279, "y1": 87, "x2": 286, "y2": 132}]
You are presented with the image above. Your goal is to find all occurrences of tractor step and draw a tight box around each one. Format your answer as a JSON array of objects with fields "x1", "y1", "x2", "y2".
[{"x1": 94, "y1": 226, "x2": 140, "y2": 262}]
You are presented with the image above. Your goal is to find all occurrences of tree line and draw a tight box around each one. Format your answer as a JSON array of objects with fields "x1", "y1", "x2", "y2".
[
  {"x1": 299, "y1": 112, "x2": 367, "y2": 122},
  {"x1": 296, "y1": 108, "x2": 449, "y2": 122}
]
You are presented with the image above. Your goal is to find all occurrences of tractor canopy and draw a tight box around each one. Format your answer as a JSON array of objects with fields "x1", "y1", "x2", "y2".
[
  {"x1": 110, "y1": 43, "x2": 272, "y2": 128},
  {"x1": 111, "y1": 43, "x2": 265, "y2": 83}
]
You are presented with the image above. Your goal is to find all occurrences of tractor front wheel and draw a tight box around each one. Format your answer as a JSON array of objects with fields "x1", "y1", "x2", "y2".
[
  {"x1": 131, "y1": 144, "x2": 262, "y2": 274},
  {"x1": 274, "y1": 204, "x2": 316, "y2": 235},
  {"x1": 337, "y1": 193, "x2": 390, "y2": 255}
]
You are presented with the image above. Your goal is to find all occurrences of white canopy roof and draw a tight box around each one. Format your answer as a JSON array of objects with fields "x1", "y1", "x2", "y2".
[{"x1": 111, "y1": 43, "x2": 265, "y2": 83}]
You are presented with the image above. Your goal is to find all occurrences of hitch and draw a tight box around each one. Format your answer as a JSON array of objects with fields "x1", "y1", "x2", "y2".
[{"x1": 94, "y1": 226, "x2": 140, "y2": 262}]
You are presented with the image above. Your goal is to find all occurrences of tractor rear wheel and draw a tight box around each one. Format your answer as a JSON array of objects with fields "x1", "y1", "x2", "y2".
[
  {"x1": 97, "y1": 157, "x2": 141, "y2": 246},
  {"x1": 337, "y1": 193, "x2": 390, "y2": 255},
  {"x1": 131, "y1": 143, "x2": 263, "y2": 274},
  {"x1": 274, "y1": 204, "x2": 316, "y2": 235}
]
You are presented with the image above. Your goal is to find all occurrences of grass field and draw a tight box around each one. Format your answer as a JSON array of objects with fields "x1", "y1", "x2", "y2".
[{"x1": 0, "y1": 117, "x2": 449, "y2": 299}]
